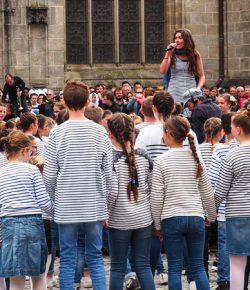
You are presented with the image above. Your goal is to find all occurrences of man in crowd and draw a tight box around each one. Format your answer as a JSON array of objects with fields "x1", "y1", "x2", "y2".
[{"x1": 2, "y1": 73, "x2": 26, "y2": 117}]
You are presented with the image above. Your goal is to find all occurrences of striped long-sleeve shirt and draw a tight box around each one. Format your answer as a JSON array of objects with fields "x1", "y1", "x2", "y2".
[
  {"x1": 108, "y1": 149, "x2": 153, "y2": 230},
  {"x1": 151, "y1": 148, "x2": 216, "y2": 230},
  {"x1": 215, "y1": 145, "x2": 250, "y2": 218},
  {"x1": 208, "y1": 144, "x2": 230, "y2": 221},
  {"x1": 43, "y1": 120, "x2": 113, "y2": 223},
  {"x1": 0, "y1": 163, "x2": 54, "y2": 217},
  {"x1": 0, "y1": 152, "x2": 7, "y2": 168},
  {"x1": 135, "y1": 123, "x2": 201, "y2": 161}
]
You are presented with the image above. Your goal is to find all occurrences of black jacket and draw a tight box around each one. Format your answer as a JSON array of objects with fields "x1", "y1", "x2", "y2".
[
  {"x1": 3, "y1": 76, "x2": 26, "y2": 116},
  {"x1": 191, "y1": 98, "x2": 222, "y2": 144}
]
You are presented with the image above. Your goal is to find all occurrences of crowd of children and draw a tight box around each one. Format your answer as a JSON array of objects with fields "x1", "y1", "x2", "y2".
[{"x1": 0, "y1": 78, "x2": 250, "y2": 290}]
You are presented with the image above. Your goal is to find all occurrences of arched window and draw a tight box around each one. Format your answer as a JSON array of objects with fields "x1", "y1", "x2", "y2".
[{"x1": 66, "y1": 0, "x2": 165, "y2": 65}]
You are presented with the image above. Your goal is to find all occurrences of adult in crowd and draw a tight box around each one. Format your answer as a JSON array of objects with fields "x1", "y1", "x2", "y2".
[
  {"x1": 160, "y1": 28, "x2": 205, "y2": 103},
  {"x1": 127, "y1": 88, "x2": 145, "y2": 116},
  {"x1": 2, "y1": 73, "x2": 26, "y2": 117},
  {"x1": 39, "y1": 89, "x2": 54, "y2": 117},
  {"x1": 100, "y1": 91, "x2": 121, "y2": 113},
  {"x1": 114, "y1": 87, "x2": 128, "y2": 113},
  {"x1": 184, "y1": 88, "x2": 221, "y2": 144}
]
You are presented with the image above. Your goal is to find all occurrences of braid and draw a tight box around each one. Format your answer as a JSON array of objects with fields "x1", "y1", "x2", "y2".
[
  {"x1": 108, "y1": 113, "x2": 139, "y2": 202},
  {"x1": 128, "y1": 139, "x2": 138, "y2": 202},
  {"x1": 187, "y1": 133, "x2": 203, "y2": 178}
]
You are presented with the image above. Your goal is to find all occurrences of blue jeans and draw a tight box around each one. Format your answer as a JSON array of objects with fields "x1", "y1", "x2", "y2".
[
  {"x1": 48, "y1": 220, "x2": 59, "y2": 274},
  {"x1": 74, "y1": 227, "x2": 87, "y2": 287},
  {"x1": 59, "y1": 221, "x2": 106, "y2": 290},
  {"x1": 161, "y1": 216, "x2": 209, "y2": 290},
  {"x1": 150, "y1": 236, "x2": 161, "y2": 275},
  {"x1": 217, "y1": 221, "x2": 230, "y2": 285},
  {"x1": 109, "y1": 225, "x2": 155, "y2": 290}
]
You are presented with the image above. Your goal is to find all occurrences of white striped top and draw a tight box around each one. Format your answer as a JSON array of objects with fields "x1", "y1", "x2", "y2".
[
  {"x1": 199, "y1": 143, "x2": 219, "y2": 171},
  {"x1": 215, "y1": 145, "x2": 250, "y2": 218},
  {"x1": 151, "y1": 148, "x2": 216, "y2": 230},
  {"x1": 208, "y1": 144, "x2": 230, "y2": 221},
  {"x1": 135, "y1": 122, "x2": 200, "y2": 162},
  {"x1": 0, "y1": 163, "x2": 54, "y2": 217},
  {"x1": 0, "y1": 152, "x2": 7, "y2": 168},
  {"x1": 108, "y1": 149, "x2": 153, "y2": 230},
  {"x1": 43, "y1": 120, "x2": 113, "y2": 223},
  {"x1": 135, "y1": 122, "x2": 155, "y2": 132}
]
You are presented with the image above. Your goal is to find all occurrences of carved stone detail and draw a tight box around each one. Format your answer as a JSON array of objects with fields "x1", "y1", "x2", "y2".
[{"x1": 27, "y1": 7, "x2": 48, "y2": 24}]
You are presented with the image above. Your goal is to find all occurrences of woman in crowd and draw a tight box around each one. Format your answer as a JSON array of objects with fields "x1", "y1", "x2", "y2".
[
  {"x1": 151, "y1": 115, "x2": 216, "y2": 290},
  {"x1": 160, "y1": 28, "x2": 205, "y2": 103}
]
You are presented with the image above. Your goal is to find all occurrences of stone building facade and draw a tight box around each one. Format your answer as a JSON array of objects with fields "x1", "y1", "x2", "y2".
[{"x1": 0, "y1": 0, "x2": 249, "y2": 90}]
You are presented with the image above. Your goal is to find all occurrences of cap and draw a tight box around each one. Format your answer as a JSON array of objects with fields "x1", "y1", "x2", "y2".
[
  {"x1": 37, "y1": 89, "x2": 47, "y2": 97},
  {"x1": 29, "y1": 89, "x2": 38, "y2": 97},
  {"x1": 183, "y1": 88, "x2": 204, "y2": 105}
]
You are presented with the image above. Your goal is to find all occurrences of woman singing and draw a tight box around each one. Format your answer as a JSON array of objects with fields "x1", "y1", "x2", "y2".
[{"x1": 160, "y1": 29, "x2": 205, "y2": 104}]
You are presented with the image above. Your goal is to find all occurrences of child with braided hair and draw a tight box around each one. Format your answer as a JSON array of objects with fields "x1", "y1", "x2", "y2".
[
  {"x1": 198, "y1": 117, "x2": 224, "y2": 277},
  {"x1": 151, "y1": 115, "x2": 216, "y2": 290},
  {"x1": 107, "y1": 113, "x2": 155, "y2": 290}
]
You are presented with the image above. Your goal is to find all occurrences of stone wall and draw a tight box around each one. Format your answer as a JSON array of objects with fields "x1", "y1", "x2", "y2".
[
  {"x1": 226, "y1": 0, "x2": 250, "y2": 85},
  {"x1": 0, "y1": 0, "x2": 249, "y2": 90},
  {"x1": 182, "y1": 0, "x2": 219, "y2": 85},
  {"x1": 0, "y1": 0, "x2": 65, "y2": 90}
]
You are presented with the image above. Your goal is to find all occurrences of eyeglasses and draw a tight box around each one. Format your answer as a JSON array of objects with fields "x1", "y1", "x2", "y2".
[{"x1": 136, "y1": 92, "x2": 143, "y2": 94}]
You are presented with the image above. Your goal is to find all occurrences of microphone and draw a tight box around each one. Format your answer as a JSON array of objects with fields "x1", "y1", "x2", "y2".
[
  {"x1": 164, "y1": 46, "x2": 174, "y2": 52},
  {"x1": 164, "y1": 44, "x2": 176, "y2": 52}
]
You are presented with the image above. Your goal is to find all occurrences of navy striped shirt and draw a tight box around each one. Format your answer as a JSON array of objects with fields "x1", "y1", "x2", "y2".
[
  {"x1": 108, "y1": 149, "x2": 153, "y2": 230},
  {"x1": 151, "y1": 148, "x2": 217, "y2": 230},
  {"x1": 0, "y1": 163, "x2": 54, "y2": 217},
  {"x1": 215, "y1": 145, "x2": 250, "y2": 218},
  {"x1": 43, "y1": 120, "x2": 113, "y2": 223}
]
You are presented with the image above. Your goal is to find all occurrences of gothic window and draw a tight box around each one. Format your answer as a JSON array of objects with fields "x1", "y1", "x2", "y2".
[
  {"x1": 66, "y1": 0, "x2": 166, "y2": 65},
  {"x1": 145, "y1": 0, "x2": 165, "y2": 63},
  {"x1": 66, "y1": 0, "x2": 88, "y2": 64},
  {"x1": 92, "y1": 0, "x2": 114, "y2": 63},
  {"x1": 119, "y1": 0, "x2": 140, "y2": 64}
]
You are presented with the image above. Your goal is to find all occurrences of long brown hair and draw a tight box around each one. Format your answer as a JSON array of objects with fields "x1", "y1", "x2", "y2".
[
  {"x1": 108, "y1": 113, "x2": 138, "y2": 202},
  {"x1": 171, "y1": 28, "x2": 200, "y2": 76},
  {"x1": 164, "y1": 116, "x2": 203, "y2": 178}
]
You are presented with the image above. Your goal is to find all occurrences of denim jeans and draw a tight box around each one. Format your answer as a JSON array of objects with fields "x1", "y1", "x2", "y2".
[
  {"x1": 1, "y1": 215, "x2": 47, "y2": 277},
  {"x1": 48, "y1": 220, "x2": 59, "y2": 274},
  {"x1": 150, "y1": 236, "x2": 161, "y2": 275},
  {"x1": 161, "y1": 216, "x2": 210, "y2": 290},
  {"x1": 58, "y1": 221, "x2": 106, "y2": 290},
  {"x1": 109, "y1": 225, "x2": 155, "y2": 290},
  {"x1": 74, "y1": 227, "x2": 86, "y2": 287},
  {"x1": 217, "y1": 221, "x2": 230, "y2": 285}
]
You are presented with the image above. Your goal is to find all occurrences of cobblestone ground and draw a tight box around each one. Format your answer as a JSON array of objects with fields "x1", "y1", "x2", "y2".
[{"x1": 24, "y1": 253, "x2": 221, "y2": 290}]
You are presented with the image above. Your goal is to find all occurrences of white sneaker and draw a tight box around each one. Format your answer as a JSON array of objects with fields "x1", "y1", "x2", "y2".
[
  {"x1": 157, "y1": 272, "x2": 168, "y2": 285},
  {"x1": 189, "y1": 281, "x2": 197, "y2": 290},
  {"x1": 81, "y1": 276, "x2": 93, "y2": 288}
]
